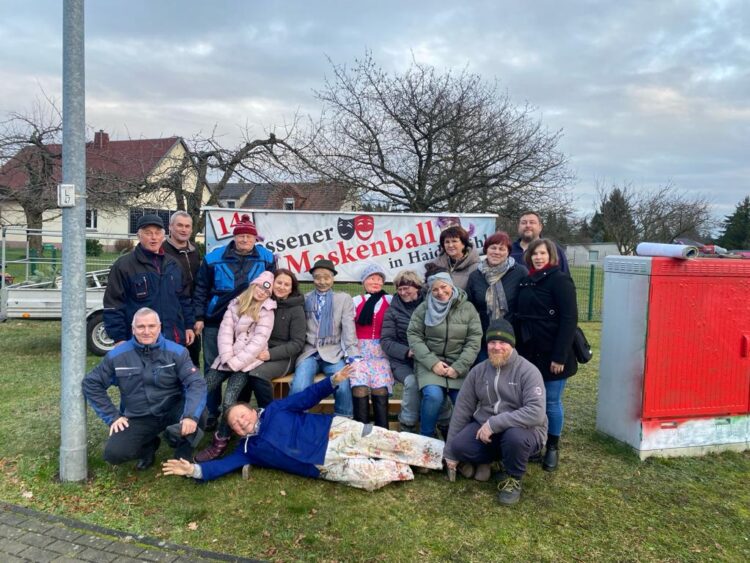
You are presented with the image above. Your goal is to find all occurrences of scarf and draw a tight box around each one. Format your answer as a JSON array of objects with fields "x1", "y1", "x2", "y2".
[
  {"x1": 529, "y1": 263, "x2": 554, "y2": 275},
  {"x1": 305, "y1": 290, "x2": 336, "y2": 347},
  {"x1": 356, "y1": 289, "x2": 387, "y2": 326},
  {"x1": 402, "y1": 296, "x2": 420, "y2": 313},
  {"x1": 479, "y1": 257, "x2": 514, "y2": 321}
]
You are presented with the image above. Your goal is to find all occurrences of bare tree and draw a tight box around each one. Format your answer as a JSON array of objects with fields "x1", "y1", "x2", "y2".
[
  {"x1": 596, "y1": 182, "x2": 713, "y2": 255},
  {"x1": 0, "y1": 100, "x2": 176, "y2": 251},
  {"x1": 160, "y1": 120, "x2": 315, "y2": 235},
  {"x1": 301, "y1": 52, "x2": 573, "y2": 214},
  {"x1": 0, "y1": 102, "x2": 63, "y2": 251}
]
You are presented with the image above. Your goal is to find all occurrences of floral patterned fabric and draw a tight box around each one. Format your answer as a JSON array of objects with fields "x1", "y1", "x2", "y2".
[
  {"x1": 319, "y1": 417, "x2": 444, "y2": 491},
  {"x1": 350, "y1": 339, "x2": 394, "y2": 392}
]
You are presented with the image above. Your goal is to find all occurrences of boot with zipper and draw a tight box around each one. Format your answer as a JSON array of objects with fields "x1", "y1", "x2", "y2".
[{"x1": 194, "y1": 432, "x2": 230, "y2": 462}]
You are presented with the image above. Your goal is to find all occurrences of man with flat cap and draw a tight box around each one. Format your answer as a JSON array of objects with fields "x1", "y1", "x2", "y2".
[
  {"x1": 290, "y1": 259, "x2": 359, "y2": 418},
  {"x1": 104, "y1": 214, "x2": 195, "y2": 347},
  {"x1": 443, "y1": 317, "x2": 547, "y2": 505}
]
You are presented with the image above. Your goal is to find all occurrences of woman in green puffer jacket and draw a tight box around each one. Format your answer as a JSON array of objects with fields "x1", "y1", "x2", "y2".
[{"x1": 407, "y1": 272, "x2": 483, "y2": 437}]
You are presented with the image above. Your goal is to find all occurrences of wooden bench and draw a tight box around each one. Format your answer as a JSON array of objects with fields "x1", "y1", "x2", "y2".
[{"x1": 271, "y1": 374, "x2": 402, "y2": 419}]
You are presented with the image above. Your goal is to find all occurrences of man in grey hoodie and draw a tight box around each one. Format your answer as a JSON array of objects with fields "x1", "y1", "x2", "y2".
[{"x1": 443, "y1": 317, "x2": 547, "y2": 505}]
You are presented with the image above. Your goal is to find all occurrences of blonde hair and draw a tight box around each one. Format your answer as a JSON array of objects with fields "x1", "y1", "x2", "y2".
[
  {"x1": 236, "y1": 284, "x2": 264, "y2": 321},
  {"x1": 393, "y1": 269, "x2": 422, "y2": 288}
]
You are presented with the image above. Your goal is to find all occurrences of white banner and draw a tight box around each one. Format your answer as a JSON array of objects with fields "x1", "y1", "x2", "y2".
[{"x1": 204, "y1": 208, "x2": 497, "y2": 282}]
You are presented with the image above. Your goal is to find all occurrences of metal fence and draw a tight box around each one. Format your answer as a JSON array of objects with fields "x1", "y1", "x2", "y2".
[{"x1": 569, "y1": 264, "x2": 603, "y2": 322}]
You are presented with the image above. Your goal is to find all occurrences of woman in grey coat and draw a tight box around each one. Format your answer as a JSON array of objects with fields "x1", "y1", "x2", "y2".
[{"x1": 424, "y1": 225, "x2": 480, "y2": 290}]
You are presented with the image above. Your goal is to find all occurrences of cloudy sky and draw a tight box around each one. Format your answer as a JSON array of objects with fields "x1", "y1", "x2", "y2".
[{"x1": 1, "y1": 0, "x2": 747, "y2": 219}]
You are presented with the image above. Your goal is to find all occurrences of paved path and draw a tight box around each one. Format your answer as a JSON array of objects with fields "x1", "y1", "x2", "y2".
[{"x1": 0, "y1": 502, "x2": 259, "y2": 563}]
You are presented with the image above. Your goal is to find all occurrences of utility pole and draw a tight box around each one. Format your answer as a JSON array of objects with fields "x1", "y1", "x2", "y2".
[{"x1": 59, "y1": 0, "x2": 87, "y2": 482}]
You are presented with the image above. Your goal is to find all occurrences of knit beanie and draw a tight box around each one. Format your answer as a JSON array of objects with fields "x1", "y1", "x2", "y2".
[
  {"x1": 251, "y1": 271, "x2": 274, "y2": 292},
  {"x1": 360, "y1": 262, "x2": 386, "y2": 284},
  {"x1": 427, "y1": 271, "x2": 454, "y2": 289},
  {"x1": 233, "y1": 214, "x2": 258, "y2": 236},
  {"x1": 485, "y1": 318, "x2": 516, "y2": 347}
]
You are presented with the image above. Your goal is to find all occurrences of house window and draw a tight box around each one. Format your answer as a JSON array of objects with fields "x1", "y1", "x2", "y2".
[
  {"x1": 588, "y1": 250, "x2": 600, "y2": 262},
  {"x1": 86, "y1": 209, "x2": 98, "y2": 230},
  {"x1": 283, "y1": 197, "x2": 295, "y2": 210},
  {"x1": 129, "y1": 208, "x2": 173, "y2": 235},
  {"x1": 225, "y1": 200, "x2": 236, "y2": 208}
]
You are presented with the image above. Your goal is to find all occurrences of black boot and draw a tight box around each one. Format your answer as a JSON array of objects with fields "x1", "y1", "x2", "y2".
[
  {"x1": 543, "y1": 434, "x2": 560, "y2": 472},
  {"x1": 372, "y1": 394, "x2": 389, "y2": 429},
  {"x1": 353, "y1": 395, "x2": 370, "y2": 424},
  {"x1": 136, "y1": 437, "x2": 160, "y2": 471}
]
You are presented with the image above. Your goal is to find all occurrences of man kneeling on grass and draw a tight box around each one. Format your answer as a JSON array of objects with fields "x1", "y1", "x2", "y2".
[
  {"x1": 83, "y1": 307, "x2": 207, "y2": 470},
  {"x1": 162, "y1": 364, "x2": 444, "y2": 491},
  {"x1": 443, "y1": 318, "x2": 547, "y2": 505}
]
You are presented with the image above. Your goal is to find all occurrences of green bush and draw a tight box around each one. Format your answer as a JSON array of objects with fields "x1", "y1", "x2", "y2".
[
  {"x1": 85, "y1": 239, "x2": 103, "y2": 257},
  {"x1": 114, "y1": 238, "x2": 134, "y2": 254}
]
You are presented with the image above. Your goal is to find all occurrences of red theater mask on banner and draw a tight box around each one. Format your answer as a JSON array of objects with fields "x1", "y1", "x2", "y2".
[{"x1": 354, "y1": 215, "x2": 374, "y2": 241}]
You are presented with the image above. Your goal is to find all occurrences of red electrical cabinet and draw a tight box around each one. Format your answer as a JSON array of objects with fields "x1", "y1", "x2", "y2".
[{"x1": 597, "y1": 256, "x2": 750, "y2": 458}]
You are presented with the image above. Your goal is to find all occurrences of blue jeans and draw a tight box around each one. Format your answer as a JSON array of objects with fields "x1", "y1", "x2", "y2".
[
  {"x1": 420, "y1": 385, "x2": 459, "y2": 437},
  {"x1": 291, "y1": 355, "x2": 352, "y2": 417},
  {"x1": 544, "y1": 378, "x2": 568, "y2": 437},
  {"x1": 400, "y1": 375, "x2": 453, "y2": 429},
  {"x1": 202, "y1": 325, "x2": 222, "y2": 419}
]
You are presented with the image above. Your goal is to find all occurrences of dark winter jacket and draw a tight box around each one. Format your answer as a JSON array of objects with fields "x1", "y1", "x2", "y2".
[
  {"x1": 444, "y1": 350, "x2": 548, "y2": 460},
  {"x1": 197, "y1": 377, "x2": 338, "y2": 481},
  {"x1": 466, "y1": 261, "x2": 528, "y2": 336},
  {"x1": 407, "y1": 287, "x2": 483, "y2": 390},
  {"x1": 380, "y1": 293, "x2": 424, "y2": 384},
  {"x1": 516, "y1": 266, "x2": 578, "y2": 381},
  {"x1": 82, "y1": 334, "x2": 206, "y2": 426},
  {"x1": 510, "y1": 239, "x2": 570, "y2": 274},
  {"x1": 247, "y1": 293, "x2": 307, "y2": 381},
  {"x1": 193, "y1": 241, "x2": 275, "y2": 327},
  {"x1": 162, "y1": 237, "x2": 201, "y2": 294},
  {"x1": 103, "y1": 245, "x2": 194, "y2": 344}
]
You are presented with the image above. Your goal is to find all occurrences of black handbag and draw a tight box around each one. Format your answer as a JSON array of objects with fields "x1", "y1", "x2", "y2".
[{"x1": 572, "y1": 326, "x2": 593, "y2": 364}]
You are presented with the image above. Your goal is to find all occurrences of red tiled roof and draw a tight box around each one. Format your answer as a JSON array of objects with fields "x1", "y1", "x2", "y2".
[
  {"x1": 218, "y1": 181, "x2": 350, "y2": 211},
  {"x1": 271, "y1": 182, "x2": 350, "y2": 211},
  {"x1": 0, "y1": 135, "x2": 181, "y2": 191}
]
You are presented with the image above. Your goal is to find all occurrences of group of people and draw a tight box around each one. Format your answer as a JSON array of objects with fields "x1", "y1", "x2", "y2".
[{"x1": 83, "y1": 210, "x2": 579, "y2": 505}]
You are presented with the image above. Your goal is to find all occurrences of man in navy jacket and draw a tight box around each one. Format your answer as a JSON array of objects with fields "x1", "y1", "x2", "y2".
[
  {"x1": 104, "y1": 214, "x2": 195, "y2": 346},
  {"x1": 162, "y1": 365, "x2": 445, "y2": 490},
  {"x1": 84, "y1": 308, "x2": 207, "y2": 471}
]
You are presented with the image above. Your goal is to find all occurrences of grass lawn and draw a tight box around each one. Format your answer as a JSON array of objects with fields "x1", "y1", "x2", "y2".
[{"x1": 0, "y1": 320, "x2": 748, "y2": 561}]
